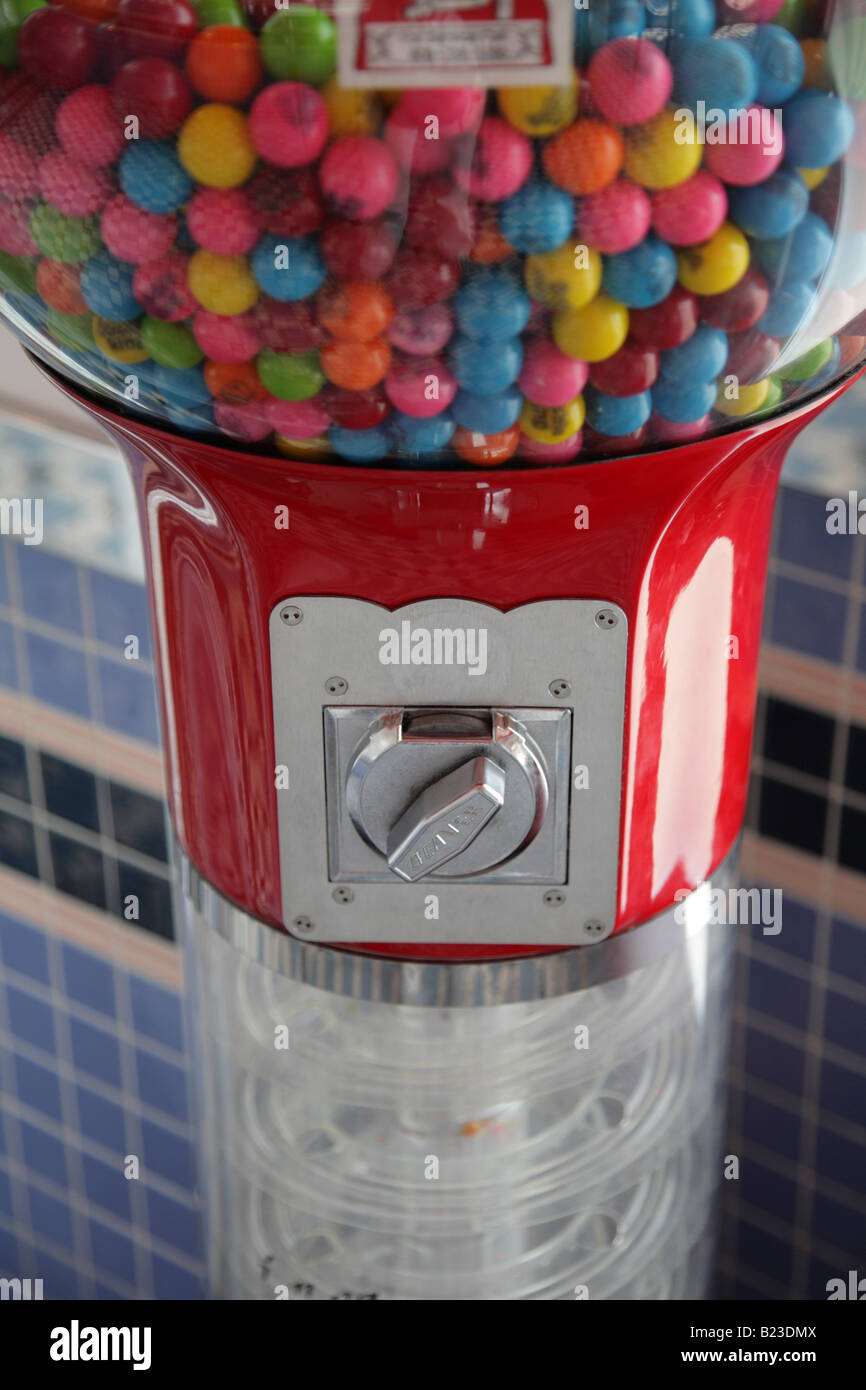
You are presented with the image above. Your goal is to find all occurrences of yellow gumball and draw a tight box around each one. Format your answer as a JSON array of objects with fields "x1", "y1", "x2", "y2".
[
  {"x1": 677, "y1": 223, "x2": 750, "y2": 295},
  {"x1": 275, "y1": 434, "x2": 331, "y2": 459},
  {"x1": 525, "y1": 243, "x2": 602, "y2": 311},
  {"x1": 497, "y1": 76, "x2": 579, "y2": 136},
  {"x1": 178, "y1": 105, "x2": 257, "y2": 189},
  {"x1": 714, "y1": 378, "x2": 771, "y2": 417},
  {"x1": 92, "y1": 317, "x2": 148, "y2": 364},
  {"x1": 798, "y1": 166, "x2": 828, "y2": 190},
  {"x1": 553, "y1": 293, "x2": 629, "y2": 363},
  {"x1": 624, "y1": 108, "x2": 702, "y2": 189},
  {"x1": 519, "y1": 395, "x2": 585, "y2": 443},
  {"x1": 188, "y1": 251, "x2": 259, "y2": 316},
  {"x1": 322, "y1": 79, "x2": 382, "y2": 137}
]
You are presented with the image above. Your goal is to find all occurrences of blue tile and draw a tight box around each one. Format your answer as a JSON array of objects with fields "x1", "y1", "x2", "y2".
[
  {"x1": 744, "y1": 1028, "x2": 805, "y2": 1097},
  {"x1": 0, "y1": 1169, "x2": 11, "y2": 1218},
  {"x1": 0, "y1": 1224, "x2": 18, "y2": 1274},
  {"x1": 62, "y1": 944, "x2": 116, "y2": 1018},
  {"x1": 17, "y1": 548, "x2": 82, "y2": 634},
  {"x1": 130, "y1": 977, "x2": 183, "y2": 1053},
  {"x1": 770, "y1": 896, "x2": 817, "y2": 964},
  {"x1": 41, "y1": 754, "x2": 99, "y2": 833},
  {"x1": 152, "y1": 1253, "x2": 203, "y2": 1299},
  {"x1": 823, "y1": 991, "x2": 866, "y2": 1057},
  {"x1": 746, "y1": 959, "x2": 810, "y2": 1030},
  {"x1": 829, "y1": 917, "x2": 866, "y2": 988},
  {"x1": 0, "y1": 540, "x2": 9, "y2": 608},
  {"x1": 141, "y1": 1119, "x2": 196, "y2": 1191},
  {"x1": 0, "y1": 914, "x2": 49, "y2": 983},
  {"x1": 14, "y1": 1056, "x2": 62, "y2": 1122},
  {"x1": 735, "y1": 1218, "x2": 793, "y2": 1287},
  {"x1": 770, "y1": 577, "x2": 848, "y2": 664},
  {"x1": 0, "y1": 617, "x2": 18, "y2": 689},
  {"x1": 28, "y1": 1187, "x2": 73, "y2": 1249},
  {"x1": 812, "y1": 1193, "x2": 866, "y2": 1258},
  {"x1": 816, "y1": 1127, "x2": 866, "y2": 1191},
  {"x1": 135, "y1": 1051, "x2": 187, "y2": 1121},
  {"x1": 69, "y1": 1017, "x2": 123, "y2": 1089},
  {"x1": 778, "y1": 485, "x2": 855, "y2": 579},
  {"x1": 90, "y1": 1219, "x2": 135, "y2": 1285},
  {"x1": 0, "y1": 806, "x2": 38, "y2": 877},
  {"x1": 25, "y1": 633, "x2": 90, "y2": 718},
  {"x1": 97, "y1": 658, "x2": 159, "y2": 743},
  {"x1": 740, "y1": 1092, "x2": 800, "y2": 1159},
  {"x1": 5, "y1": 985, "x2": 56, "y2": 1055},
  {"x1": 109, "y1": 784, "x2": 168, "y2": 863},
  {"x1": 35, "y1": 1250, "x2": 79, "y2": 1300},
  {"x1": 87, "y1": 569, "x2": 153, "y2": 661},
  {"x1": 76, "y1": 1087, "x2": 126, "y2": 1154},
  {"x1": 821, "y1": 1058, "x2": 866, "y2": 1126},
  {"x1": 19, "y1": 1122, "x2": 67, "y2": 1186},
  {"x1": 739, "y1": 1158, "x2": 797, "y2": 1224},
  {"x1": 146, "y1": 1189, "x2": 199, "y2": 1258},
  {"x1": 82, "y1": 1154, "x2": 131, "y2": 1220}
]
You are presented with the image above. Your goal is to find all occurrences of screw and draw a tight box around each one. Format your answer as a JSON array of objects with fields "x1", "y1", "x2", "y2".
[
  {"x1": 332, "y1": 887, "x2": 354, "y2": 905},
  {"x1": 280, "y1": 605, "x2": 303, "y2": 626},
  {"x1": 325, "y1": 676, "x2": 348, "y2": 696},
  {"x1": 595, "y1": 609, "x2": 618, "y2": 630},
  {"x1": 543, "y1": 889, "x2": 566, "y2": 907},
  {"x1": 548, "y1": 679, "x2": 571, "y2": 699},
  {"x1": 583, "y1": 919, "x2": 607, "y2": 939},
  {"x1": 292, "y1": 915, "x2": 315, "y2": 933}
]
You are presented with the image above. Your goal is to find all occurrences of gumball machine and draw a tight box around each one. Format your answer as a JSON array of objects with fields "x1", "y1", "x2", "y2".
[{"x1": 1, "y1": 0, "x2": 864, "y2": 1301}]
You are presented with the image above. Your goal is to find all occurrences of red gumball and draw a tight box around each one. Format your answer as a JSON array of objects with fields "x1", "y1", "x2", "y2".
[
  {"x1": 18, "y1": 8, "x2": 97, "y2": 90},
  {"x1": 698, "y1": 268, "x2": 770, "y2": 335},
  {"x1": 383, "y1": 248, "x2": 460, "y2": 309},
  {"x1": 247, "y1": 165, "x2": 325, "y2": 238},
  {"x1": 320, "y1": 384, "x2": 391, "y2": 431},
  {"x1": 405, "y1": 175, "x2": 478, "y2": 260},
  {"x1": 111, "y1": 58, "x2": 192, "y2": 138},
  {"x1": 629, "y1": 285, "x2": 699, "y2": 350},
  {"x1": 0, "y1": 74, "x2": 59, "y2": 152},
  {"x1": 589, "y1": 341, "x2": 659, "y2": 397},
  {"x1": 724, "y1": 329, "x2": 780, "y2": 386},
  {"x1": 133, "y1": 252, "x2": 196, "y2": 321},
  {"x1": 252, "y1": 299, "x2": 327, "y2": 352},
  {"x1": 115, "y1": 0, "x2": 198, "y2": 60},
  {"x1": 319, "y1": 216, "x2": 399, "y2": 280}
]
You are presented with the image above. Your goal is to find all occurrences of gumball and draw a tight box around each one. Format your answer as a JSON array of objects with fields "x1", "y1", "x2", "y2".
[
  {"x1": 120, "y1": 141, "x2": 193, "y2": 213},
  {"x1": 714, "y1": 377, "x2": 772, "y2": 415},
  {"x1": 321, "y1": 337, "x2": 391, "y2": 391},
  {"x1": 252, "y1": 298, "x2": 325, "y2": 351},
  {"x1": 658, "y1": 322, "x2": 728, "y2": 384},
  {"x1": 703, "y1": 107, "x2": 784, "y2": 185},
  {"x1": 36, "y1": 259, "x2": 87, "y2": 315},
  {"x1": 0, "y1": 132, "x2": 39, "y2": 201},
  {"x1": 452, "y1": 118, "x2": 533, "y2": 201},
  {"x1": 499, "y1": 178, "x2": 574, "y2": 254},
  {"x1": 405, "y1": 176, "x2": 478, "y2": 260},
  {"x1": 189, "y1": 250, "x2": 259, "y2": 316},
  {"x1": 387, "y1": 304, "x2": 454, "y2": 357},
  {"x1": 469, "y1": 203, "x2": 514, "y2": 264},
  {"x1": 197, "y1": 0, "x2": 246, "y2": 24},
  {"x1": 30, "y1": 203, "x2": 99, "y2": 262},
  {"x1": 453, "y1": 265, "x2": 531, "y2": 341},
  {"x1": 396, "y1": 88, "x2": 485, "y2": 139},
  {"x1": 798, "y1": 166, "x2": 828, "y2": 190},
  {"x1": 140, "y1": 316, "x2": 203, "y2": 368},
  {"x1": 248, "y1": 83, "x2": 328, "y2": 169},
  {"x1": 585, "y1": 386, "x2": 651, "y2": 436},
  {"x1": 391, "y1": 409, "x2": 456, "y2": 452},
  {"x1": 319, "y1": 136, "x2": 398, "y2": 221},
  {"x1": 38, "y1": 150, "x2": 112, "y2": 218},
  {"x1": 264, "y1": 395, "x2": 330, "y2": 440},
  {"x1": 452, "y1": 425, "x2": 521, "y2": 467},
  {"x1": 650, "y1": 171, "x2": 727, "y2": 246},
  {"x1": 698, "y1": 267, "x2": 770, "y2": 333},
  {"x1": 0, "y1": 0, "x2": 48, "y2": 70},
  {"x1": 18, "y1": 7, "x2": 96, "y2": 88},
  {"x1": 93, "y1": 21, "x2": 136, "y2": 81},
  {"x1": 497, "y1": 79, "x2": 578, "y2": 137},
  {"x1": 80, "y1": 251, "x2": 138, "y2": 320},
  {"x1": 152, "y1": 362, "x2": 210, "y2": 408},
  {"x1": 384, "y1": 355, "x2": 457, "y2": 418},
  {"x1": 319, "y1": 216, "x2": 398, "y2": 279},
  {"x1": 92, "y1": 316, "x2": 148, "y2": 363},
  {"x1": 317, "y1": 281, "x2": 393, "y2": 343},
  {"x1": 187, "y1": 188, "x2": 258, "y2": 256},
  {"x1": 519, "y1": 339, "x2": 588, "y2": 407},
  {"x1": 673, "y1": 37, "x2": 758, "y2": 112},
  {"x1": 186, "y1": 26, "x2": 262, "y2": 104},
  {"x1": 193, "y1": 310, "x2": 260, "y2": 364},
  {"x1": 800, "y1": 38, "x2": 830, "y2": 89},
  {"x1": 449, "y1": 334, "x2": 523, "y2": 396},
  {"x1": 728, "y1": 168, "x2": 808, "y2": 241},
  {"x1": 519, "y1": 395, "x2": 586, "y2": 444},
  {"x1": 115, "y1": 0, "x2": 197, "y2": 60},
  {"x1": 518, "y1": 433, "x2": 583, "y2": 465},
  {"x1": 652, "y1": 377, "x2": 718, "y2": 422},
  {"x1": 101, "y1": 194, "x2": 176, "y2": 264},
  {"x1": 257, "y1": 348, "x2": 323, "y2": 401},
  {"x1": 650, "y1": 411, "x2": 711, "y2": 442},
  {"x1": 781, "y1": 89, "x2": 854, "y2": 168},
  {"x1": 133, "y1": 251, "x2": 196, "y2": 320},
  {"x1": 214, "y1": 399, "x2": 272, "y2": 443},
  {"x1": 0, "y1": 249, "x2": 38, "y2": 292},
  {"x1": 624, "y1": 108, "x2": 702, "y2": 189},
  {"x1": 251, "y1": 235, "x2": 325, "y2": 301},
  {"x1": 781, "y1": 336, "x2": 835, "y2": 380},
  {"x1": 178, "y1": 105, "x2": 256, "y2": 189},
  {"x1": 0, "y1": 203, "x2": 38, "y2": 256},
  {"x1": 577, "y1": 179, "x2": 651, "y2": 254},
  {"x1": 321, "y1": 78, "x2": 382, "y2": 139},
  {"x1": 554, "y1": 293, "x2": 630, "y2": 362},
  {"x1": 603, "y1": 235, "x2": 677, "y2": 308},
  {"x1": 725, "y1": 327, "x2": 780, "y2": 383},
  {"x1": 757, "y1": 280, "x2": 816, "y2": 336},
  {"x1": 795, "y1": 338, "x2": 840, "y2": 390},
  {"x1": 739, "y1": 22, "x2": 804, "y2": 104},
  {"x1": 752, "y1": 212, "x2": 833, "y2": 284},
  {"x1": 259, "y1": 5, "x2": 336, "y2": 85},
  {"x1": 452, "y1": 385, "x2": 522, "y2": 436},
  {"x1": 247, "y1": 166, "x2": 324, "y2": 239},
  {"x1": 384, "y1": 109, "x2": 454, "y2": 176},
  {"x1": 330, "y1": 424, "x2": 390, "y2": 463},
  {"x1": 383, "y1": 249, "x2": 460, "y2": 310},
  {"x1": 589, "y1": 340, "x2": 658, "y2": 395},
  {"x1": 112, "y1": 58, "x2": 192, "y2": 139},
  {"x1": 320, "y1": 384, "x2": 390, "y2": 431},
  {"x1": 525, "y1": 243, "x2": 603, "y2": 311},
  {"x1": 56, "y1": 86, "x2": 123, "y2": 168},
  {"x1": 0, "y1": 72, "x2": 59, "y2": 153},
  {"x1": 676, "y1": 223, "x2": 749, "y2": 296},
  {"x1": 47, "y1": 307, "x2": 95, "y2": 351},
  {"x1": 543, "y1": 117, "x2": 625, "y2": 195},
  {"x1": 588, "y1": 38, "x2": 673, "y2": 125}
]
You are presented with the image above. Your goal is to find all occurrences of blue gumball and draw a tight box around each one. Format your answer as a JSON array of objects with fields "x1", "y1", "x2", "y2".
[
  {"x1": 674, "y1": 37, "x2": 758, "y2": 113},
  {"x1": 781, "y1": 90, "x2": 855, "y2": 168},
  {"x1": 753, "y1": 212, "x2": 833, "y2": 285},
  {"x1": 659, "y1": 323, "x2": 728, "y2": 384},
  {"x1": 453, "y1": 267, "x2": 531, "y2": 342},
  {"x1": 452, "y1": 385, "x2": 523, "y2": 435},
  {"x1": 251, "y1": 236, "x2": 326, "y2": 301},
  {"x1": 585, "y1": 387, "x2": 652, "y2": 436},
  {"x1": 652, "y1": 377, "x2": 717, "y2": 422},
  {"x1": 739, "y1": 24, "x2": 805, "y2": 106},
  {"x1": 120, "y1": 142, "x2": 193, "y2": 214},
  {"x1": 80, "y1": 253, "x2": 139, "y2": 322},
  {"x1": 728, "y1": 168, "x2": 808, "y2": 240},
  {"x1": 330, "y1": 425, "x2": 391, "y2": 463},
  {"x1": 757, "y1": 280, "x2": 817, "y2": 337},
  {"x1": 603, "y1": 235, "x2": 678, "y2": 308},
  {"x1": 499, "y1": 179, "x2": 574, "y2": 254},
  {"x1": 449, "y1": 334, "x2": 523, "y2": 395}
]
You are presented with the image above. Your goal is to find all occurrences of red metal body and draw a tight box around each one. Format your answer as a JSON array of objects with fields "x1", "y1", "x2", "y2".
[{"x1": 57, "y1": 371, "x2": 861, "y2": 959}]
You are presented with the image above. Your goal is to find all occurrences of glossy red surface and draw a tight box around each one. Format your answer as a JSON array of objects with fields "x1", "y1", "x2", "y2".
[{"x1": 55, "y1": 369, "x2": 862, "y2": 958}]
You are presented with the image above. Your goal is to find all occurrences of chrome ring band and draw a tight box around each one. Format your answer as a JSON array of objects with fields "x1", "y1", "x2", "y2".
[{"x1": 178, "y1": 841, "x2": 739, "y2": 1007}]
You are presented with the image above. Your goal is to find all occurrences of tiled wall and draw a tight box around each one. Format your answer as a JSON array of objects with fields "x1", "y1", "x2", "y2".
[{"x1": 0, "y1": 396, "x2": 865, "y2": 1302}]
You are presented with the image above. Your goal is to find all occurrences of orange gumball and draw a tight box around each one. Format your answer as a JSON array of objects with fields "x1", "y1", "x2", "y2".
[
  {"x1": 543, "y1": 118, "x2": 625, "y2": 195},
  {"x1": 186, "y1": 27, "x2": 263, "y2": 105},
  {"x1": 800, "y1": 39, "x2": 831, "y2": 88},
  {"x1": 317, "y1": 280, "x2": 393, "y2": 342},
  {"x1": 204, "y1": 359, "x2": 268, "y2": 405},
  {"x1": 320, "y1": 337, "x2": 391, "y2": 390},
  {"x1": 452, "y1": 425, "x2": 521, "y2": 467},
  {"x1": 469, "y1": 204, "x2": 514, "y2": 264},
  {"x1": 36, "y1": 259, "x2": 87, "y2": 315}
]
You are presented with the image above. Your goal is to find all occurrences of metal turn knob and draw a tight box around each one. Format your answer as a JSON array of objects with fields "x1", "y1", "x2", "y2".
[{"x1": 386, "y1": 756, "x2": 506, "y2": 882}]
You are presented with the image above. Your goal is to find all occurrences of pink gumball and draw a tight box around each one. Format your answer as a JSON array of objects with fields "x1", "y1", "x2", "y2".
[
  {"x1": 38, "y1": 149, "x2": 112, "y2": 217},
  {"x1": 519, "y1": 433, "x2": 583, "y2": 465},
  {"x1": 0, "y1": 198, "x2": 38, "y2": 255},
  {"x1": 651, "y1": 171, "x2": 727, "y2": 246},
  {"x1": 193, "y1": 311, "x2": 261, "y2": 364},
  {"x1": 214, "y1": 399, "x2": 272, "y2": 443},
  {"x1": 519, "y1": 339, "x2": 589, "y2": 408},
  {"x1": 396, "y1": 88, "x2": 485, "y2": 139},
  {"x1": 384, "y1": 356, "x2": 458, "y2": 418},
  {"x1": 187, "y1": 188, "x2": 258, "y2": 255},
  {"x1": 588, "y1": 39, "x2": 672, "y2": 126},
  {"x1": 319, "y1": 135, "x2": 399, "y2": 221},
  {"x1": 385, "y1": 110, "x2": 454, "y2": 174},
  {"x1": 720, "y1": 0, "x2": 785, "y2": 21},
  {"x1": 101, "y1": 194, "x2": 177, "y2": 264},
  {"x1": 453, "y1": 117, "x2": 532, "y2": 202},
  {"x1": 264, "y1": 396, "x2": 330, "y2": 439},
  {"x1": 577, "y1": 179, "x2": 651, "y2": 254},
  {"x1": 386, "y1": 304, "x2": 455, "y2": 356},
  {"x1": 0, "y1": 132, "x2": 40, "y2": 199},
  {"x1": 248, "y1": 82, "x2": 328, "y2": 169},
  {"x1": 650, "y1": 412, "x2": 712, "y2": 443},
  {"x1": 704, "y1": 107, "x2": 784, "y2": 185}
]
